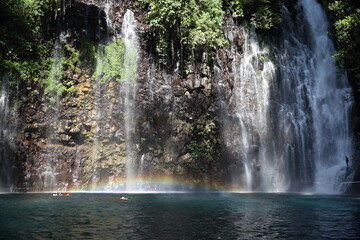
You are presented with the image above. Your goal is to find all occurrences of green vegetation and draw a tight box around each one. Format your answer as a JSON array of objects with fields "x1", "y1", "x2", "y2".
[
  {"x1": 225, "y1": 0, "x2": 281, "y2": 29},
  {"x1": 187, "y1": 136, "x2": 218, "y2": 160},
  {"x1": 43, "y1": 54, "x2": 66, "y2": 95},
  {"x1": 328, "y1": 1, "x2": 360, "y2": 86},
  {"x1": 0, "y1": 0, "x2": 58, "y2": 77},
  {"x1": 122, "y1": 45, "x2": 138, "y2": 82},
  {"x1": 139, "y1": 0, "x2": 281, "y2": 68},
  {"x1": 1, "y1": 0, "x2": 283, "y2": 84},
  {"x1": 186, "y1": 121, "x2": 218, "y2": 160},
  {"x1": 140, "y1": 0, "x2": 226, "y2": 67},
  {"x1": 42, "y1": 44, "x2": 78, "y2": 97},
  {"x1": 1, "y1": 0, "x2": 81, "y2": 101},
  {"x1": 79, "y1": 37, "x2": 97, "y2": 66},
  {"x1": 188, "y1": 141, "x2": 201, "y2": 159},
  {"x1": 93, "y1": 39, "x2": 125, "y2": 84},
  {"x1": 65, "y1": 45, "x2": 80, "y2": 72}
]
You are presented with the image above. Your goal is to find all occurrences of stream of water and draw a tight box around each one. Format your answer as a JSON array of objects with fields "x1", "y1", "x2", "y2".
[{"x1": 121, "y1": 9, "x2": 140, "y2": 192}]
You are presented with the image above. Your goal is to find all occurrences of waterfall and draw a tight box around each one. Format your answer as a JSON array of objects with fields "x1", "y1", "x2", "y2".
[
  {"x1": 39, "y1": 31, "x2": 68, "y2": 191},
  {"x1": 300, "y1": 0, "x2": 353, "y2": 193},
  {"x1": 40, "y1": 166, "x2": 56, "y2": 189},
  {"x1": 229, "y1": 29, "x2": 277, "y2": 191},
  {"x1": 104, "y1": 0, "x2": 114, "y2": 36},
  {"x1": 89, "y1": 5, "x2": 140, "y2": 191},
  {"x1": 0, "y1": 74, "x2": 12, "y2": 191},
  {"x1": 224, "y1": 0, "x2": 353, "y2": 193},
  {"x1": 90, "y1": 0, "x2": 118, "y2": 188},
  {"x1": 121, "y1": 10, "x2": 140, "y2": 192}
]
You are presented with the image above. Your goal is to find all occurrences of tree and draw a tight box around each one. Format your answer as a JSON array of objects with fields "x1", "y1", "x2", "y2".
[
  {"x1": 140, "y1": 0, "x2": 225, "y2": 68},
  {"x1": 224, "y1": 0, "x2": 281, "y2": 29}
]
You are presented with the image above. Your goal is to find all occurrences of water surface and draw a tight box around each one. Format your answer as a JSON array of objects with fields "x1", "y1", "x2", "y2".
[{"x1": 0, "y1": 193, "x2": 359, "y2": 239}]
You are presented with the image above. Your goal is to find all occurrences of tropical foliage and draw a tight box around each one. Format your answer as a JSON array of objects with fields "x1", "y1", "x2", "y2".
[
  {"x1": 140, "y1": 0, "x2": 226, "y2": 67},
  {"x1": 140, "y1": 0, "x2": 281, "y2": 67},
  {"x1": 328, "y1": 0, "x2": 360, "y2": 87},
  {"x1": 225, "y1": 0, "x2": 281, "y2": 29},
  {"x1": 0, "y1": 0, "x2": 57, "y2": 71},
  {"x1": 93, "y1": 40, "x2": 125, "y2": 84}
]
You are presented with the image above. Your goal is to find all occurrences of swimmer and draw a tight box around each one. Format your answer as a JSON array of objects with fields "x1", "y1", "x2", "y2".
[{"x1": 119, "y1": 196, "x2": 128, "y2": 200}]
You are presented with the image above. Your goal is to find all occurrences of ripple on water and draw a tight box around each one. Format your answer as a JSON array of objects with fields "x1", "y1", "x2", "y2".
[{"x1": 0, "y1": 193, "x2": 360, "y2": 239}]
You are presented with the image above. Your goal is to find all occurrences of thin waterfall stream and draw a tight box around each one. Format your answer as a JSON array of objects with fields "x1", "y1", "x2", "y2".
[
  {"x1": 40, "y1": 31, "x2": 67, "y2": 191},
  {"x1": 0, "y1": 74, "x2": 12, "y2": 191},
  {"x1": 121, "y1": 9, "x2": 140, "y2": 192},
  {"x1": 90, "y1": 0, "x2": 115, "y2": 188}
]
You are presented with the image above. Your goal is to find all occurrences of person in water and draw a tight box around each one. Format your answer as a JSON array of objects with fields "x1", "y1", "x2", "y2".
[
  {"x1": 345, "y1": 155, "x2": 349, "y2": 167},
  {"x1": 119, "y1": 196, "x2": 128, "y2": 200}
]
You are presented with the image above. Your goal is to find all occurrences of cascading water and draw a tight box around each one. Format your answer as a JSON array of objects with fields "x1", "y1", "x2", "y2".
[
  {"x1": 228, "y1": 29, "x2": 277, "y2": 192},
  {"x1": 121, "y1": 10, "x2": 140, "y2": 192},
  {"x1": 0, "y1": 74, "x2": 12, "y2": 191},
  {"x1": 89, "y1": 4, "x2": 140, "y2": 191},
  {"x1": 225, "y1": 0, "x2": 353, "y2": 193},
  {"x1": 300, "y1": 0, "x2": 353, "y2": 193},
  {"x1": 104, "y1": 0, "x2": 114, "y2": 37},
  {"x1": 90, "y1": 0, "x2": 115, "y2": 187},
  {"x1": 40, "y1": 31, "x2": 67, "y2": 191}
]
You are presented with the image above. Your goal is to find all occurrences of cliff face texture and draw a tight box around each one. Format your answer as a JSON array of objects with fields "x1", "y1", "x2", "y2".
[
  {"x1": 2, "y1": 0, "x2": 358, "y2": 193},
  {"x1": 2, "y1": 0, "x2": 241, "y2": 191}
]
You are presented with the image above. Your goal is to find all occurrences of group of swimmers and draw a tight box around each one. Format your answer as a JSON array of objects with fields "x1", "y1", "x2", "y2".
[
  {"x1": 52, "y1": 192, "x2": 71, "y2": 197},
  {"x1": 52, "y1": 192, "x2": 128, "y2": 200}
]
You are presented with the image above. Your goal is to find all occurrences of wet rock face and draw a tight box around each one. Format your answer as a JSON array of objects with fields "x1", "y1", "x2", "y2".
[
  {"x1": 6, "y1": 1, "x2": 239, "y2": 191},
  {"x1": 135, "y1": 59, "x2": 226, "y2": 183}
]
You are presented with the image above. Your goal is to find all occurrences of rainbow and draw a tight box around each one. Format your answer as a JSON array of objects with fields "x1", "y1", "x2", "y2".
[
  {"x1": 0, "y1": 176, "x2": 248, "y2": 193},
  {"x1": 68, "y1": 176, "x2": 245, "y2": 193}
]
